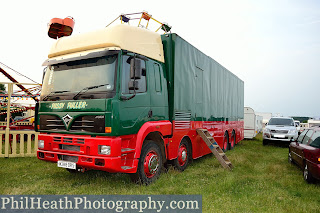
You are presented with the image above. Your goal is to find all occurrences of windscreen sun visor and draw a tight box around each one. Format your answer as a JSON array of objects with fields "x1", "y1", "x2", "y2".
[{"x1": 42, "y1": 47, "x2": 120, "y2": 66}]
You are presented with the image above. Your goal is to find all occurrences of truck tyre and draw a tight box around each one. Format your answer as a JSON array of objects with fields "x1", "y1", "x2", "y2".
[
  {"x1": 303, "y1": 164, "x2": 315, "y2": 184},
  {"x1": 263, "y1": 139, "x2": 268, "y2": 146},
  {"x1": 66, "y1": 168, "x2": 79, "y2": 173},
  {"x1": 222, "y1": 133, "x2": 229, "y2": 152},
  {"x1": 130, "y1": 141, "x2": 163, "y2": 185},
  {"x1": 229, "y1": 132, "x2": 235, "y2": 150},
  {"x1": 173, "y1": 139, "x2": 190, "y2": 171}
]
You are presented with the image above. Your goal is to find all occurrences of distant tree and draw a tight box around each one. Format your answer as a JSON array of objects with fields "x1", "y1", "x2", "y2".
[{"x1": 292, "y1": 117, "x2": 310, "y2": 123}]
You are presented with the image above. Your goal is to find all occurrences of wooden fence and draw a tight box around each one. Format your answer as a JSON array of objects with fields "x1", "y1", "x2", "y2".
[
  {"x1": 0, "y1": 82, "x2": 41, "y2": 158},
  {"x1": 0, "y1": 130, "x2": 38, "y2": 157}
]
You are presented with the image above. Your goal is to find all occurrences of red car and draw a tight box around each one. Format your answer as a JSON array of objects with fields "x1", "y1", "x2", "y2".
[{"x1": 288, "y1": 127, "x2": 320, "y2": 183}]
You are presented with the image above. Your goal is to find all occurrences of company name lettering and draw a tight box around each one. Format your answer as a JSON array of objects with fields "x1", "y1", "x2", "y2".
[
  {"x1": 67, "y1": 101, "x2": 87, "y2": 109},
  {"x1": 49, "y1": 102, "x2": 87, "y2": 110},
  {"x1": 49, "y1": 103, "x2": 65, "y2": 110}
]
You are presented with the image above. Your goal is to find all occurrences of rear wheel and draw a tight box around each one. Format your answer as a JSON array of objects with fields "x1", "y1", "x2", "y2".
[
  {"x1": 173, "y1": 139, "x2": 190, "y2": 171},
  {"x1": 303, "y1": 164, "x2": 315, "y2": 184},
  {"x1": 130, "y1": 141, "x2": 163, "y2": 185},
  {"x1": 222, "y1": 133, "x2": 229, "y2": 152},
  {"x1": 229, "y1": 132, "x2": 235, "y2": 150}
]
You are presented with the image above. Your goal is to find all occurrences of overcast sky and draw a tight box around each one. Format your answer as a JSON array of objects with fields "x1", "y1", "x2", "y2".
[{"x1": 0, "y1": 0, "x2": 319, "y2": 117}]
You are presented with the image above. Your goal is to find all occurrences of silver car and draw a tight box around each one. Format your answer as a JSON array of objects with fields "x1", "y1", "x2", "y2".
[{"x1": 263, "y1": 117, "x2": 298, "y2": 145}]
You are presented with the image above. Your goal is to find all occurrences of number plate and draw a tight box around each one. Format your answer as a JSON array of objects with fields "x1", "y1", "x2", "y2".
[
  {"x1": 57, "y1": 161, "x2": 76, "y2": 170},
  {"x1": 274, "y1": 134, "x2": 285, "y2": 138}
]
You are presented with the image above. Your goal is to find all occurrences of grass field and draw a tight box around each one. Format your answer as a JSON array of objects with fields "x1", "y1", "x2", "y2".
[{"x1": 0, "y1": 134, "x2": 320, "y2": 212}]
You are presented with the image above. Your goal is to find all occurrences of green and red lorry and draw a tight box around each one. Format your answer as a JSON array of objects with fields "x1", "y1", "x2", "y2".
[{"x1": 36, "y1": 24, "x2": 244, "y2": 184}]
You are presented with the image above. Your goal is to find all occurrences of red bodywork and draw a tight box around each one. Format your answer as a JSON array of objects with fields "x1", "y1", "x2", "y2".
[{"x1": 37, "y1": 120, "x2": 243, "y2": 173}]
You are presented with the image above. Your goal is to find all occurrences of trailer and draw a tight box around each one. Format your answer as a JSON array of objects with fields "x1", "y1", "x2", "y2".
[
  {"x1": 36, "y1": 17, "x2": 244, "y2": 184},
  {"x1": 244, "y1": 107, "x2": 262, "y2": 139}
]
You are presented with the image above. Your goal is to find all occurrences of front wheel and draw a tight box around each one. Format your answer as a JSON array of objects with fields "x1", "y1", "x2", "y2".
[
  {"x1": 130, "y1": 141, "x2": 163, "y2": 185},
  {"x1": 303, "y1": 164, "x2": 315, "y2": 184},
  {"x1": 263, "y1": 139, "x2": 268, "y2": 146},
  {"x1": 288, "y1": 152, "x2": 293, "y2": 164},
  {"x1": 173, "y1": 139, "x2": 190, "y2": 171}
]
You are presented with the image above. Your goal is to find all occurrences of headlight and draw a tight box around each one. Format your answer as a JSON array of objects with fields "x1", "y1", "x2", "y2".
[
  {"x1": 264, "y1": 128, "x2": 270, "y2": 133},
  {"x1": 38, "y1": 140, "x2": 44, "y2": 149},
  {"x1": 99, "y1": 145, "x2": 111, "y2": 155},
  {"x1": 289, "y1": 129, "x2": 297, "y2": 134}
]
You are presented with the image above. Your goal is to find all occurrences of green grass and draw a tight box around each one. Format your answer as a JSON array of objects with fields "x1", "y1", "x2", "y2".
[{"x1": 1, "y1": 134, "x2": 320, "y2": 212}]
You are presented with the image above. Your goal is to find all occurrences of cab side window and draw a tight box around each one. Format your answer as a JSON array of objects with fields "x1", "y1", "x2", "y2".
[
  {"x1": 121, "y1": 55, "x2": 146, "y2": 94},
  {"x1": 302, "y1": 130, "x2": 313, "y2": 144},
  {"x1": 297, "y1": 130, "x2": 308, "y2": 143},
  {"x1": 310, "y1": 131, "x2": 320, "y2": 148}
]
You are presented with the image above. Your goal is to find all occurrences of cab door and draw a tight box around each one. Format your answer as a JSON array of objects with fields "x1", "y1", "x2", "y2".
[{"x1": 118, "y1": 54, "x2": 151, "y2": 135}]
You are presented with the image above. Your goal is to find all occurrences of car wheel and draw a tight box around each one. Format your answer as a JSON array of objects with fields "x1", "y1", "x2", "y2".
[
  {"x1": 173, "y1": 139, "x2": 190, "y2": 171},
  {"x1": 263, "y1": 139, "x2": 268, "y2": 146},
  {"x1": 288, "y1": 152, "x2": 293, "y2": 164},
  {"x1": 130, "y1": 141, "x2": 163, "y2": 185},
  {"x1": 303, "y1": 164, "x2": 315, "y2": 184}
]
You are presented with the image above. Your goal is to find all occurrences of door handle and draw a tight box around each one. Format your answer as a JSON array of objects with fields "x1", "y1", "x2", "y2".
[{"x1": 148, "y1": 110, "x2": 153, "y2": 118}]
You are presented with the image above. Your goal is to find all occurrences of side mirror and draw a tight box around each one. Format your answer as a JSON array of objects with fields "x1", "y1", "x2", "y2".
[
  {"x1": 130, "y1": 58, "x2": 141, "y2": 79},
  {"x1": 42, "y1": 67, "x2": 47, "y2": 83},
  {"x1": 128, "y1": 80, "x2": 139, "y2": 91}
]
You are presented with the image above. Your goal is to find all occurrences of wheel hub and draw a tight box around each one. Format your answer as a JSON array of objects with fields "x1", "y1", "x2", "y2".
[
  {"x1": 178, "y1": 145, "x2": 187, "y2": 166},
  {"x1": 144, "y1": 151, "x2": 159, "y2": 178},
  {"x1": 224, "y1": 138, "x2": 228, "y2": 150},
  {"x1": 304, "y1": 165, "x2": 308, "y2": 179}
]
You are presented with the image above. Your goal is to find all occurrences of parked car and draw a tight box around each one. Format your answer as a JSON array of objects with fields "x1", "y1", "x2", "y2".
[
  {"x1": 294, "y1": 120, "x2": 301, "y2": 133},
  {"x1": 288, "y1": 127, "x2": 320, "y2": 183},
  {"x1": 263, "y1": 117, "x2": 298, "y2": 145}
]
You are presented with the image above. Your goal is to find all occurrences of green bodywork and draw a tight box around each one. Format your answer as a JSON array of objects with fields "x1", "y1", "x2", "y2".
[{"x1": 161, "y1": 34, "x2": 244, "y2": 122}]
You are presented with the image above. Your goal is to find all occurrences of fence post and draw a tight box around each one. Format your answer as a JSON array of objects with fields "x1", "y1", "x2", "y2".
[{"x1": 4, "y1": 83, "x2": 13, "y2": 157}]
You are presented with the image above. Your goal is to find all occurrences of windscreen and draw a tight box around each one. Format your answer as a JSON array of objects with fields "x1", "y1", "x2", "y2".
[
  {"x1": 41, "y1": 53, "x2": 118, "y2": 101},
  {"x1": 268, "y1": 118, "x2": 294, "y2": 126}
]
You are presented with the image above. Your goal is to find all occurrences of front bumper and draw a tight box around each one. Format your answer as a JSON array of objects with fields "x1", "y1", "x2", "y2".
[
  {"x1": 263, "y1": 132, "x2": 297, "y2": 142},
  {"x1": 37, "y1": 133, "x2": 138, "y2": 173}
]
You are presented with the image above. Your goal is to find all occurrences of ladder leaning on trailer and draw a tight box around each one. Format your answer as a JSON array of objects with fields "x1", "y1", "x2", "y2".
[{"x1": 196, "y1": 129, "x2": 233, "y2": 170}]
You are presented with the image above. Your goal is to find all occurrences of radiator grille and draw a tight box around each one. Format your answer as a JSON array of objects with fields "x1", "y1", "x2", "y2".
[
  {"x1": 39, "y1": 115, "x2": 105, "y2": 133},
  {"x1": 59, "y1": 144, "x2": 80, "y2": 152},
  {"x1": 271, "y1": 130, "x2": 288, "y2": 134},
  {"x1": 58, "y1": 155, "x2": 78, "y2": 163},
  {"x1": 40, "y1": 115, "x2": 65, "y2": 131}
]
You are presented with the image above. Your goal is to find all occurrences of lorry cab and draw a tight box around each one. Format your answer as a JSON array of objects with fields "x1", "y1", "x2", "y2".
[{"x1": 37, "y1": 25, "x2": 171, "y2": 184}]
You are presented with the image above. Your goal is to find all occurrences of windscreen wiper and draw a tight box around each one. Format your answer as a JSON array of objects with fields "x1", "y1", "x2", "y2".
[
  {"x1": 42, "y1": 90, "x2": 69, "y2": 101},
  {"x1": 73, "y1": 84, "x2": 110, "y2": 100}
]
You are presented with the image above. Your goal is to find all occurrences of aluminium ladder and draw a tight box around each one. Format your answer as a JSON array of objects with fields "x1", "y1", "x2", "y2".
[{"x1": 196, "y1": 129, "x2": 233, "y2": 170}]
